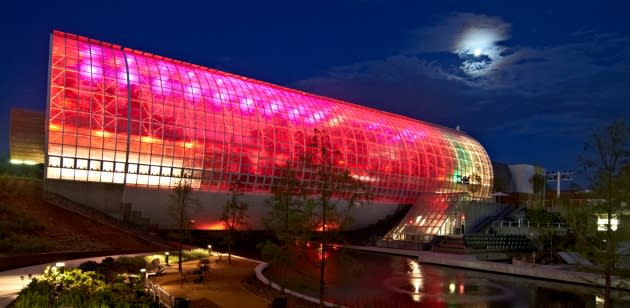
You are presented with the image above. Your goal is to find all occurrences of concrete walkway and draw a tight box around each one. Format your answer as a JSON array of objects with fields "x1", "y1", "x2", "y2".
[
  {"x1": 0, "y1": 253, "x2": 146, "y2": 307},
  {"x1": 346, "y1": 245, "x2": 628, "y2": 290},
  {"x1": 149, "y1": 255, "x2": 270, "y2": 308}
]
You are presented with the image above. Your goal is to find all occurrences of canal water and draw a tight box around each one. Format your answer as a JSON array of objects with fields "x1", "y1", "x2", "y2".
[{"x1": 265, "y1": 248, "x2": 620, "y2": 307}]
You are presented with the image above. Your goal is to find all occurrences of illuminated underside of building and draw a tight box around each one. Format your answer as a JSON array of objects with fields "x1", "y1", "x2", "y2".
[{"x1": 45, "y1": 30, "x2": 494, "y2": 232}]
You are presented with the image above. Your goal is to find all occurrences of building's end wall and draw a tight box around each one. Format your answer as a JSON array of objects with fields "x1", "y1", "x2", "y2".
[{"x1": 10, "y1": 108, "x2": 45, "y2": 164}]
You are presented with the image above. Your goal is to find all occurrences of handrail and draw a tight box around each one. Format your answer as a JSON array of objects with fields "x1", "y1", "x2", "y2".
[
  {"x1": 42, "y1": 191, "x2": 172, "y2": 249},
  {"x1": 145, "y1": 278, "x2": 175, "y2": 308}
]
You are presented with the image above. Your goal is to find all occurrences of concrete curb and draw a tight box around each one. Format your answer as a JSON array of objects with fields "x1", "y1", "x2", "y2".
[
  {"x1": 254, "y1": 263, "x2": 344, "y2": 308},
  {"x1": 346, "y1": 245, "x2": 630, "y2": 290}
]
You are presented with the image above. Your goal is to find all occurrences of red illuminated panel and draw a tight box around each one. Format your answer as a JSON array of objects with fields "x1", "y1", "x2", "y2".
[{"x1": 45, "y1": 30, "x2": 493, "y2": 204}]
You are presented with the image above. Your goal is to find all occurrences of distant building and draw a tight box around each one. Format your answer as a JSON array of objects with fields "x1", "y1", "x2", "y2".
[
  {"x1": 492, "y1": 162, "x2": 546, "y2": 205},
  {"x1": 9, "y1": 108, "x2": 45, "y2": 165}
]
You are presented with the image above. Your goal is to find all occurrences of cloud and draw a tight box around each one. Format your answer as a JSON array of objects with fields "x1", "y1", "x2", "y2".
[
  {"x1": 475, "y1": 30, "x2": 629, "y2": 93},
  {"x1": 488, "y1": 113, "x2": 601, "y2": 139},
  {"x1": 404, "y1": 13, "x2": 511, "y2": 54},
  {"x1": 294, "y1": 12, "x2": 629, "y2": 144},
  {"x1": 396, "y1": 13, "x2": 630, "y2": 92},
  {"x1": 293, "y1": 12, "x2": 630, "y2": 173},
  {"x1": 404, "y1": 13, "x2": 512, "y2": 77}
]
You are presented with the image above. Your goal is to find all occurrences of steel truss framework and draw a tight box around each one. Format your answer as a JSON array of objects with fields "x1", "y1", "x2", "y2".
[{"x1": 46, "y1": 30, "x2": 493, "y2": 205}]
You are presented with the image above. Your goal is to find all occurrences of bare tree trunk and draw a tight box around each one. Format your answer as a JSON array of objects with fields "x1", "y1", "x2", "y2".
[
  {"x1": 178, "y1": 244, "x2": 183, "y2": 273},
  {"x1": 319, "y1": 202, "x2": 326, "y2": 307},
  {"x1": 604, "y1": 206, "x2": 612, "y2": 308},
  {"x1": 179, "y1": 204, "x2": 184, "y2": 273}
]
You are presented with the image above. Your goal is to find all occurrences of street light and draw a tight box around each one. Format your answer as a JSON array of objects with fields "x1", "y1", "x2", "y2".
[
  {"x1": 545, "y1": 170, "x2": 573, "y2": 199},
  {"x1": 207, "y1": 244, "x2": 213, "y2": 256},
  {"x1": 165, "y1": 252, "x2": 170, "y2": 266}
]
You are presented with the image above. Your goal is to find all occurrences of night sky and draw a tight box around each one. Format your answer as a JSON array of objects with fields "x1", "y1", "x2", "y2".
[{"x1": 1, "y1": 1, "x2": 629, "y2": 184}]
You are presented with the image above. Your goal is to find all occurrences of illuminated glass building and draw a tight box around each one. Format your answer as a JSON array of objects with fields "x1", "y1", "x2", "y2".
[{"x1": 45, "y1": 31, "x2": 493, "y2": 232}]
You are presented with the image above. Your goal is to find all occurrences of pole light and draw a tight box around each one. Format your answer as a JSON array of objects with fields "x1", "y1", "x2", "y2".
[
  {"x1": 55, "y1": 262, "x2": 66, "y2": 274},
  {"x1": 545, "y1": 170, "x2": 573, "y2": 199},
  {"x1": 165, "y1": 252, "x2": 170, "y2": 266},
  {"x1": 140, "y1": 268, "x2": 147, "y2": 284},
  {"x1": 207, "y1": 244, "x2": 212, "y2": 256}
]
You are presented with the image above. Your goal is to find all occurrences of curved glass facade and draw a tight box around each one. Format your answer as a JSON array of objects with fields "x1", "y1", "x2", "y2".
[{"x1": 46, "y1": 31, "x2": 493, "y2": 204}]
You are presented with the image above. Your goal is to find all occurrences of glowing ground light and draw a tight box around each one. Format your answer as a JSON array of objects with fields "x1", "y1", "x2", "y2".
[{"x1": 10, "y1": 159, "x2": 37, "y2": 165}]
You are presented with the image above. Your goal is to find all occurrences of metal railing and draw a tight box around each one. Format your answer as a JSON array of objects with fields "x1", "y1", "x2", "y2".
[
  {"x1": 493, "y1": 220, "x2": 567, "y2": 229},
  {"x1": 145, "y1": 277, "x2": 175, "y2": 308}
]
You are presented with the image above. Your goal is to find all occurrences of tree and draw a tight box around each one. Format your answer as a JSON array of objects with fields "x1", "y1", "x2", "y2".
[
  {"x1": 221, "y1": 179, "x2": 248, "y2": 264},
  {"x1": 260, "y1": 129, "x2": 371, "y2": 306},
  {"x1": 302, "y1": 129, "x2": 371, "y2": 306},
  {"x1": 576, "y1": 119, "x2": 630, "y2": 307},
  {"x1": 260, "y1": 164, "x2": 313, "y2": 291},
  {"x1": 529, "y1": 173, "x2": 547, "y2": 207},
  {"x1": 169, "y1": 176, "x2": 197, "y2": 273},
  {"x1": 263, "y1": 165, "x2": 311, "y2": 242}
]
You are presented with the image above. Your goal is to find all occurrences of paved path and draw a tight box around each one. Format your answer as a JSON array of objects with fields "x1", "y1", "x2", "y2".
[
  {"x1": 0, "y1": 253, "x2": 145, "y2": 307},
  {"x1": 150, "y1": 255, "x2": 269, "y2": 308}
]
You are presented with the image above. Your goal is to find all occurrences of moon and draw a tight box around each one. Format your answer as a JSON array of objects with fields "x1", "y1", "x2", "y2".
[{"x1": 473, "y1": 48, "x2": 482, "y2": 57}]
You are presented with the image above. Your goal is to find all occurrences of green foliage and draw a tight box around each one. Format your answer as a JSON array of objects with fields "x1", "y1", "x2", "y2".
[
  {"x1": 0, "y1": 160, "x2": 44, "y2": 179},
  {"x1": 572, "y1": 119, "x2": 630, "y2": 307},
  {"x1": 182, "y1": 248, "x2": 210, "y2": 260},
  {"x1": 78, "y1": 260, "x2": 99, "y2": 272},
  {"x1": 222, "y1": 180, "x2": 249, "y2": 264},
  {"x1": 258, "y1": 240, "x2": 282, "y2": 264},
  {"x1": 264, "y1": 165, "x2": 313, "y2": 242},
  {"x1": 261, "y1": 129, "x2": 372, "y2": 304},
  {"x1": 77, "y1": 256, "x2": 147, "y2": 283},
  {"x1": 112, "y1": 256, "x2": 147, "y2": 274},
  {"x1": 0, "y1": 177, "x2": 49, "y2": 254},
  {"x1": 0, "y1": 214, "x2": 44, "y2": 235},
  {"x1": 169, "y1": 177, "x2": 199, "y2": 273},
  {"x1": 0, "y1": 233, "x2": 51, "y2": 253},
  {"x1": 14, "y1": 257, "x2": 152, "y2": 307},
  {"x1": 14, "y1": 280, "x2": 53, "y2": 308}
]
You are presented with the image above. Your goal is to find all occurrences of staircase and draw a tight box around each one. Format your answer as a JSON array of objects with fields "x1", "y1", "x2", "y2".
[
  {"x1": 120, "y1": 202, "x2": 154, "y2": 229},
  {"x1": 43, "y1": 191, "x2": 171, "y2": 249},
  {"x1": 431, "y1": 236, "x2": 468, "y2": 254},
  {"x1": 471, "y1": 204, "x2": 518, "y2": 233}
]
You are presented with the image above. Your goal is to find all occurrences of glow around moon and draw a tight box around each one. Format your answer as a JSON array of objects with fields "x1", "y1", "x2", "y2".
[{"x1": 452, "y1": 27, "x2": 508, "y2": 76}]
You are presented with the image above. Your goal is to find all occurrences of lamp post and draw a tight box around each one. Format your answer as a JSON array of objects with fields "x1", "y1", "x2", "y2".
[
  {"x1": 140, "y1": 268, "x2": 147, "y2": 286},
  {"x1": 207, "y1": 244, "x2": 213, "y2": 256},
  {"x1": 55, "y1": 262, "x2": 65, "y2": 274},
  {"x1": 545, "y1": 170, "x2": 573, "y2": 200},
  {"x1": 165, "y1": 252, "x2": 170, "y2": 266}
]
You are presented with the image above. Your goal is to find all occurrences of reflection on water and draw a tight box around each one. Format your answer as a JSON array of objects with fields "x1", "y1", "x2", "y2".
[
  {"x1": 409, "y1": 260, "x2": 423, "y2": 302},
  {"x1": 265, "y1": 247, "x2": 611, "y2": 307},
  {"x1": 382, "y1": 258, "x2": 515, "y2": 306}
]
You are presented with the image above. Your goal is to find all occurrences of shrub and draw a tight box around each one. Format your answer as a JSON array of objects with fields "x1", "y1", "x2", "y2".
[
  {"x1": 13, "y1": 280, "x2": 54, "y2": 308},
  {"x1": 14, "y1": 261, "x2": 152, "y2": 307},
  {"x1": 112, "y1": 256, "x2": 147, "y2": 273},
  {"x1": 0, "y1": 234, "x2": 51, "y2": 253},
  {"x1": 182, "y1": 248, "x2": 210, "y2": 261},
  {"x1": 78, "y1": 260, "x2": 99, "y2": 272}
]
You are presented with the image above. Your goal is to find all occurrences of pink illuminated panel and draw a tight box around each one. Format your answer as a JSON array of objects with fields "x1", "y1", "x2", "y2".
[{"x1": 46, "y1": 31, "x2": 493, "y2": 204}]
